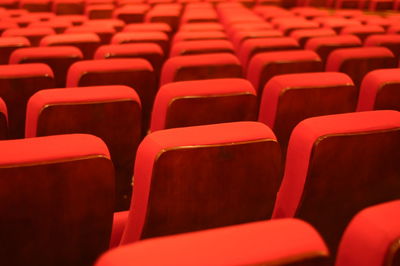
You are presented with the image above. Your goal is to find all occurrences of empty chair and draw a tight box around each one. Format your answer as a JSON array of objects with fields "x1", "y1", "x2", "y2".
[
  {"x1": 123, "y1": 23, "x2": 172, "y2": 36},
  {"x1": 336, "y1": 200, "x2": 400, "y2": 266},
  {"x1": 160, "y1": 53, "x2": 243, "y2": 86},
  {"x1": 340, "y1": 25, "x2": 385, "y2": 43},
  {"x1": 52, "y1": 0, "x2": 84, "y2": 15},
  {"x1": 66, "y1": 58, "x2": 156, "y2": 133},
  {"x1": 305, "y1": 35, "x2": 362, "y2": 65},
  {"x1": 326, "y1": 47, "x2": 397, "y2": 87},
  {"x1": 65, "y1": 25, "x2": 115, "y2": 44},
  {"x1": 364, "y1": 34, "x2": 400, "y2": 58},
  {"x1": 97, "y1": 219, "x2": 329, "y2": 265},
  {"x1": 0, "y1": 98, "x2": 7, "y2": 139},
  {"x1": 180, "y1": 22, "x2": 224, "y2": 32},
  {"x1": 150, "y1": 78, "x2": 257, "y2": 131},
  {"x1": 40, "y1": 33, "x2": 101, "y2": 59},
  {"x1": 145, "y1": 7, "x2": 181, "y2": 32},
  {"x1": 117, "y1": 121, "x2": 282, "y2": 243},
  {"x1": 2, "y1": 27, "x2": 55, "y2": 46},
  {"x1": 172, "y1": 31, "x2": 227, "y2": 44},
  {"x1": 29, "y1": 19, "x2": 72, "y2": 34},
  {"x1": 10, "y1": 46, "x2": 83, "y2": 88},
  {"x1": 19, "y1": 0, "x2": 51, "y2": 12},
  {"x1": 169, "y1": 40, "x2": 234, "y2": 57},
  {"x1": 0, "y1": 36, "x2": 30, "y2": 65},
  {"x1": 25, "y1": 86, "x2": 141, "y2": 211},
  {"x1": 113, "y1": 4, "x2": 150, "y2": 24},
  {"x1": 238, "y1": 37, "x2": 300, "y2": 69},
  {"x1": 247, "y1": 50, "x2": 323, "y2": 98},
  {"x1": 0, "y1": 134, "x2": 114, "y2": 266},
  {"x1": 290, "y1": 28, "x2": 336, "y2": 47},
  {"x1": 94, "y1": 43, "x2": 164, "y2": 75},
  {"x1": 357, "y1": 68, "x2": 400, "y2": 111},
  {"x1": 111, "y1": 31, "x2": 169, "y2": 54},
  {"x1": 86, "y1": 4, "x2": 113, "y2": 19},
  {"x1": 273, "y1": 110, "x2": 400, "y2": 257},
  {"x1": 259, "y1": 72, "x2": 358, "y2": 155},
  {"x1": 0, "y1": 64, "x2": 54, "y2": 139},
  {"x1": 84, "y1": 19, "x2": 125, "y2": 32},
  {"x1": 231, "y1": 30, "x2": 284, "y2": 49}
]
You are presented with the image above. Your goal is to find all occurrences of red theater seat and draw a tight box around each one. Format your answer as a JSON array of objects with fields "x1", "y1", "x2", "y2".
[
  {"x1": 247, "y1": 50, "x2": 323, "y2": 98},
  {"x1": 259, "y1": 72, "x2": 357, "y2": 155},
  {"x1": 357, "y1": 68, "x2": 400, "y2": 111},
  {"x1": 275, "y1": 19, "x2": 320, "y2": 35},
  {"x1": 181, "y1": 10, "x2": 219, "y2": 24},
  {"x1": 231, "y1": 30, "x2": 284, "y2": 50},
  {"x1": 238, "y1": 37, "x2": 300, "y2": 69},
  {"x1": 25, "y1": 85, "x2": 141, "y2": 211},
  {"x1": 180, "y1": 22, "x2": 224, "y2": 32},
  {"x1": 0, "y1": 63, "x2": 54, "y2": 139},
  {"x1": 170, "y1": 40, "x2": 234, "y2": 57},
  {"x1": 172, "y1": 31, "x2": 227, "y2": 45},
  {"x1": 111, "y1": 31, "x2": 169, "y2": 54},
  {"x1": 0, "y1": 36, "x2": 30, "y2": 65},
  {"x1": 84, "y1": 19, "x2": 125, "y2": 32},
  {"x1": 226, "y1": 22, "x2": 273, "y2": 37},
  {"x1": 150, "y1": 78, "x2": 257, "y2": 131},
  {"x1": 29, "y1": 20, "x2": 72, "y2": 34},
  {"x1": 336, "y1": 200, "x2": 400, "y2": 266},
  {"x1": 326, "y1": 47, "x2": 397, "y2": 87},
  {"x1": 52, "y1": 0, "x2": 85, "y2": 15},
  {"x1": 0, "y1": 97, "x2": 7, "y2": 139},
  {"x1": 65, "y1": 25, "x2": 115, "y2": 44},
  {"x1": 117, "y1": 121, "x2": 282, "y2": 243},
  {"x1": 290, "y1": 28, "x2": 336, "y2": 48},
  {"x1": 97, "y1": 219, "x2": 329, "y2": 265},
  {"x1": 0, "y1": 134, "x2": 114, "y2": 266},
  {"x1": 273, "y1": 110, "x2": 400, "y2": 258},
  {"x1": 66, "y1": 58, "x2": 156, "y2": 133},
  {"x1": 2, "y1": 27, "x2": 55, "y2": 46},
  {"x1": 123, "y1": 22, "x2": 172, "y2": 36},
  {"x1": 364, "y1": 34, "x2": 400, "y2": 58},
  {"x1": 145, "y1": 8, "x2": 181, "y2": 32},
  {"x1": 85, "y1": 4, "x2": 114, "y2": 19},
  {"x1": 160, "y1": 53, "x2": 243, "y2": 85},
  {"x1": 305, "y1": 35, "x2": 362, "y2": 65},
  {"x1": 19, "y1": 0, "x2": 51, "y2": 12},
  {"x1": 113, "y1": 4, "x2": 150, "y2": 24},
  {"x1": 94, "y1": 43, "x2": 164, "y2": 74},
  {"x1": 40, "y1": 33, "x2": 101, "y2": 59},
  {"x1": 0, "y1": 21, "x2": 18, "y2": 35},
  {"x1": 10, "y1": 46, "x2": 83, "y2": 88},
  {"x1": 340, "y1": 25, "x2": 385, "y2": 43},
  {"x1": 318, "y1": 17, "x2": 361, "y2": 33}
]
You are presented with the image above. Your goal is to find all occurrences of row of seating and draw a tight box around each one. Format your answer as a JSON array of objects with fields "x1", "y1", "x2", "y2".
[
  {"x1": 96, "y1": 200, "x2": 400, "y2": 265},
  {"x1": 0, "y1": 110, "x2": 398, "y2": 265}
]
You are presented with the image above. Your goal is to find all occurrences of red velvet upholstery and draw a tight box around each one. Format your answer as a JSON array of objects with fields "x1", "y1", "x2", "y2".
[
  {"x1": 259, "y1": 72, "x2": 357, "y2": 155},
  {"x1": 238, "y1": 37, "x2": 300, "y2": 68},
  {"x1": 85, "y1": 4, "x2": 114, "y2": 19},
  {"x1": 273, "y1": 110, "x2": 400, "y2": 258},
  {"x1": 119, "y1": 121, "x2": 282, "y2": 243},
  {"x1": 19, "y1": 0, "x2": 51, "y2": 12},
  {"x1": 40, "y1": 33, "x2": 101, "y2": 59},
  {"x1": 0, "y1": 36, "x2": 30, "y2": 65},
  {"x1": 170, "y1": 40, "x2": 234, "y2": 57},
  {"x1": 305, "y1": 35, "x2": 362, "y2": 65},
  {"x1": 25, "y1": 85, "x2": 141, "y2": 211},
  {"x1": 326, "y1": 47, "x2": 397, "y2": 87},
  {"x1": 232, "y1": 30, "x2": 284, "y2": 49},
  {"x1": 65, "y1": 25, "x2": 115, "y2": 44},
  {"x1": 84, "y1": 19, "x2": 125, "y2": 32},
  {"x1": 2, "y1": 27, "x2": 55, "y2": 46},
  {"x1": 318, "y1": 17, "x2": 362, "y2": 33},
  {"x1": 0, "y1": 97, "x2": 8, "y2": 139},
  {"x1": 290, "y1": 28, "x2": 336, "y2": 47},
  {"x1": 226, "y1": 22, "x2": 273, "y2": 36},
  {"x1": 111, "y1": 31, "x2": 169, "y2": 54},
  {"x1": 29, "y1": 20, "x2": 72, "y2": 34},
  {"x1": 181, "y1": 11, "x2": 218, "y2": 24},
  {"x1": 180, "y1": 22, "x2": 224, "y2": 32},
  {"x1": 97, "y1": 219, "x2": 329, "y2": 266},
  {"x1": 336, "y1": 200, "x2": 400, "y2": 266},
  {"x1": 0, "y1": 21, "x2": 19, "y2": 35},
  {"x1": 365, "y1": 34, "x2": 400, "y2": 58},
  {"x1": 123, "y1": 22, "x2": 172, "y2": 36},
  {"x1": 94, "y1": 43, "x2": 164, "y2": 75},
  {"x1": 145, "y1": 8, "x2": 181, "y2": 32},
  {"x1": 160, "y1": 53, "x2": 243, "y2": 85},
  {"x1": 276, "y1": 19, "x2": 319, "y2": 35},
  {"x1": 52, "y1": 0, "x2": 85, "y2": 15},
  {"x1": 0, "y1": 63, "x2": 54, "y2": 139},
  {"x1": 340, "y1": 25, "x2": 385, "y2": 42},
  {"x1": 150, "y1": 78, "x2": 257, "y2": 131},
  {"x1": 66, "y1": 58, "x2": 156, "y2": 133},
  {"x1": 172, "y1": 31, "x2": 227, "y2": 44},
  {"x1": 10, "y1": 46, "x2": 83, "y2": 88},
  {"x1": 0, "y1": 134, "x2": 114, "y2": 266},
  {"x1": 113, "y1": 4, "x2": 150, "y2": 24},
  {"x1": 246, "y1": 50, "x2": 322, "y2": 97},
  {"x1": 357, "y1": 68, "x2": 400, "y2": 111}
]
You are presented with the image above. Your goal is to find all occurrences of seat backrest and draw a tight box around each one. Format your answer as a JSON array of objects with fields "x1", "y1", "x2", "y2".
[
  {"x1": 0, "y1": 134, "x2": 115, "y2": 266},
  {"x1": 120, "y1": 121, "x2": 282, "y2": 243},
  {"x1": 97, "y1": 219, "x2": 329, "y2": 266},
  {"x1": 273, "y1": 110, "x2": 400, "y2": 257}
]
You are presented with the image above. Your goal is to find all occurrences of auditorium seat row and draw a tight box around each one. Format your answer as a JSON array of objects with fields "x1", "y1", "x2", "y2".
[{"x1": 0, "y1": 110, "x2": 399, "y2": 265}]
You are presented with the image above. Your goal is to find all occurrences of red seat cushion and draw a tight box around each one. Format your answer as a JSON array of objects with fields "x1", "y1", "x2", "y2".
[{"x1": 170, "y1": 40, "x2": 234, "y2": 57}]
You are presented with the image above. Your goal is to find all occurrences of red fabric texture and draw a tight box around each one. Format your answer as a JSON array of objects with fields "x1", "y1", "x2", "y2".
[
  {"x1": 305, "y1": 35, "x2": 362, "y2": 51},
  {"x1": 123, "y1": 22, "x2": 171, "y2": 33},
  {"x1": 336, "y1": 200, "x2": 400, "y2": 266},
  {"x1": 2, "y1": 27, "x2": 55, "y2": 37},
  {"x1": 65, "y1": 25, "x2": 116, "y2": 35},
  {"x1": 172, "y1": 31, "x2": 227, "y2": 43},
  {"x1": 119, "y1": 121, "x2": 277, "y2": 244},
  {"x1": 160, "y1": 53, "x2": 241, "y2": 85},
  {"x1": 232, "y1": 30, "x2": 284, "y2": 49},
  {"x1": 365, "y1": 34, "x2": 400, "y2": 46},
  {"x1": 170, "y1": 40, "x2": 234, "y2": 57},
  {"x1": 0, "y1": 36, "x2": 30, "y2": 47},
  {"x1": 0, "y1": 97, "x2": 8, "y2": 121},
  {"x1": 0, "y1": 134, "x2": 110, "y2": 165},
  {"x1": 325, "y1": 47, "x2": 395, "y2": 72},
  {"x1": 111, "y1": 31, "x2": 168, "y2": 44},
  {"x1": 357, "y1": 68, "x2": 400, "y2": 111},
  {"x1": 150, "y1": 78, "x2": 256, "y2": 131},
  {"x1": 9, "y1": 46, "x2": 83, "y2": 63},
  {"x1": 97, "y1": 219, "x2": 328, "y2": 266},
  {"x1": 94, "y1": 43, "x2": 163, "y2": 59},
  {"x1": 246, "y1": 50, "x2": 321, "y2": 92},
  {"x1": 40, "y1": 33, "x2": 100, "y2": 46},
  {"x1": 0, "y1": 63, "x2": 53, "y2": 77},
  {"x1": 180, "y1": 22, "x2": 224, "y2": 32},
  {"x1": 290, "y1": 28, "x2": 336, "y2": 44},
  {"x1": 340, "y1": 25, "x2": 385, "y2": 35},
  {"x1": 66, "y1": 58, "x2": 153, "y2": 87},
  {"x1": 25, "y1": 85, "x2": 140, "y2": 137},
  {"x1": 109, "y1": 211, "x2": 129, "y2": 249},
  {"x1": 258, "y1": 72, "x2": 354, "y2": 128},
  {"x1": 273, "y1": 110, "x2": 400, "y2": 218}
]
